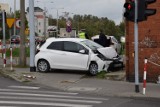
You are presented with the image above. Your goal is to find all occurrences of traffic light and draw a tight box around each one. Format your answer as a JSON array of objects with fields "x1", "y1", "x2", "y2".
[
  {"x1": 138, "y1": 0, "x2": 156, "y2": 22},
  {"x1": 123, "y1": 0, "x2": 135, "y2": 22}
]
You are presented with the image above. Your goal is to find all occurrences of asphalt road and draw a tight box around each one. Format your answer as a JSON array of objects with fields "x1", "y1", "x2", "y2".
[{"x1": 0, "y1": 75, "x2": 160, "y2": 107}]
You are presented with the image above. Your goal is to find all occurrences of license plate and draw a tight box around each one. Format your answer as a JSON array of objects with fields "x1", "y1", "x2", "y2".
[{"x1": 113, "y1": 63, "x2": 122, "y2": 67}]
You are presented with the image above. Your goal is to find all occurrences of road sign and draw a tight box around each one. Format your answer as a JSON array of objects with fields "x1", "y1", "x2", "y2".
[
  {"x1": 16, "y1": 19, "x2": 21, "y2": 29},
  {"x1": 66, "y1": 20, "x2": 71, "y2": 26},
  {"x1": 66, "y1": 20, "x2": 72, "y2": 32},
  {"x1": 66, "y1": 26, "x2": 72, "y2": 33},
  {"x1": 7, "y1": 18, "x2": 15, "y2": 28}
]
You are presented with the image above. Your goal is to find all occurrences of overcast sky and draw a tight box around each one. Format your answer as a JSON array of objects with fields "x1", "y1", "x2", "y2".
[{"x1": 1, "y1": 0, "x2": 125, "y2": 25}]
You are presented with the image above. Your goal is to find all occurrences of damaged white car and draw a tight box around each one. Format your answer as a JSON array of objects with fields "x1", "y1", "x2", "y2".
[{"x1": 35, "y1": 38, "x2": 121, "y2": 75}]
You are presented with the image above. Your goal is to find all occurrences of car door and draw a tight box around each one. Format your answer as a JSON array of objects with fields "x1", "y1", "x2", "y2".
[
  {"x1": 46, "y1": 41, "x2": 67, "y2": 69},
  {"x1": 62, "y1": 41, "x2": 89, "y2": 70}
]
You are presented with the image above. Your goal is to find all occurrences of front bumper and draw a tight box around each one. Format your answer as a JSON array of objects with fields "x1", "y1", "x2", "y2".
[{"x1": 107, "y1": 56, "x2": 124, "y2": 71}]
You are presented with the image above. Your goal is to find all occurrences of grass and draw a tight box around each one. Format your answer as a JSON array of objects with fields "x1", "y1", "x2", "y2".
[
  {"x1": 6, "y1": 47, "x2": 30, "y2": 57},
  {"x1": 96, "y1": 71, "x2": 107, "y2": 79}
]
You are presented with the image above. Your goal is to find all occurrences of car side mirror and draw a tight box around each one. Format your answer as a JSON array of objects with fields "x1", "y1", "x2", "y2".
[{"x1": 79, "y1": 49, "x2": 85, "y2": 54}]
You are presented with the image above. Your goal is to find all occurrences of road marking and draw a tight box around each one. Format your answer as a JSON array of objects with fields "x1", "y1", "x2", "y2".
[
  {"x1": 0, "y1": 96, "x2": 102, "y2": 104},
  {"x1": 0, "y1": 101, "x2": 92, "y2": 107},
  {"x1": 0, "y1": 106, "x2": 19, "y2": 107},
  {"x1": 8, "y1": 86, "x2": 40, "y2": 89},
  {"x1": 0, "y1": 88, "x2": 78, "y2": 95},
  {"x1": 0, "y1": 92, "x2": 108, "y2": 100}
]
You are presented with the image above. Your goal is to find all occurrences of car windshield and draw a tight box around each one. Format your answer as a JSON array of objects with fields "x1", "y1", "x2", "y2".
[{"x1": 81, "y1": 39, "x2": 103, "y2": 50}]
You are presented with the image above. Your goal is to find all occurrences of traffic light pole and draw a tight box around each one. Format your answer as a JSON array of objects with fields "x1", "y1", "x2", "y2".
[{"x1": 134, "y1": 0, "x2": 139, "y2": 93}]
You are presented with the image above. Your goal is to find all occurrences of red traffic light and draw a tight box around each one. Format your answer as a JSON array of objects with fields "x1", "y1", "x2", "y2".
[
  {"x1": 124, "y1": 3, "x2": 131, "y2": 10},
  {"x1": 123, "y1": 1, "x2": 135, "y2": 22}
]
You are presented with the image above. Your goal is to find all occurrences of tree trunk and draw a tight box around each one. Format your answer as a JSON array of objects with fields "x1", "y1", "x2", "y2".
[{"x1": 19, "y1": 0, "x2": 26, "y2": 66}]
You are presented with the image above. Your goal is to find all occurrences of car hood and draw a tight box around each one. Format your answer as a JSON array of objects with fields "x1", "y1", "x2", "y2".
[{"x1": 97, "y1": 47, "x2": 117, "y2": 59}]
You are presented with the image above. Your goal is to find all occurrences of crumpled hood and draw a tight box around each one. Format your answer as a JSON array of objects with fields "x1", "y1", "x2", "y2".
[{"x1": 97, "y1": 47, "x2": 117, "y2": 59}]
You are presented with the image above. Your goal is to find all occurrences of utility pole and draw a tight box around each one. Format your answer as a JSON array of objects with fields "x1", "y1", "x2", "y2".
[
  {"x1": 14, "y1": 0, "x2": 16, "y2": 36},
  {"x1": 19, "y1": 0, "x2": 26, "y2": 66},
  {"x1": 44, "y1": 7, "x2": 47, "y2": 39},
  {"x1": 52, "y1": 8, "x2": 64, "y2": 37},
  {"x1": 29, "y1": 0, "x2": 36, "y2": 72}
]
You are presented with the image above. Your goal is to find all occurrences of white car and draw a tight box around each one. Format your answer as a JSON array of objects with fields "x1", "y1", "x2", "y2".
[
  {"x1": 35, "y1": 38, "x2": 119, "y2": 75},
  {"x1": 91, "y1": 35, "x2": 121, "y2": 54}
]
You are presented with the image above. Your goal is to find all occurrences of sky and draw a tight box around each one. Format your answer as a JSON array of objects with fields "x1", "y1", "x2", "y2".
[{"x1": 1, "y1": 0, "x2": 125, "y2": 25}]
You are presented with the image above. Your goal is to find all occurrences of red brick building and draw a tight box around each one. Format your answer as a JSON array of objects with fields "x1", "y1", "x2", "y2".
[{"x1": 125, "y1": 1, "x2": 160, "y2": 82}]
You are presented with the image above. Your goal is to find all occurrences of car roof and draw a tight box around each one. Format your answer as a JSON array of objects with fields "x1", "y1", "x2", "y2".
[{"x1": 46, "y1": 37, "x2": 86, "y2": 43}]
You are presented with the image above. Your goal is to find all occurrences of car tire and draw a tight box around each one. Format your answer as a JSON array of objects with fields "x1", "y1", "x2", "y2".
[
  {"x1": 89, "y1": 63, "x2": 98, "y2": 76},
  {"x1": 37, "y1": 60, "x2": 50, "y2": 73}
]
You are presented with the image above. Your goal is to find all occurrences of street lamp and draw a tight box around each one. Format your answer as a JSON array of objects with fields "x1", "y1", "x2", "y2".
[
  {"x1": 51, "y1": 8, "x2": 64, "y2": 37},
  {"x1": 36, "y1": 1, "x2": 54, "y2": 38}
]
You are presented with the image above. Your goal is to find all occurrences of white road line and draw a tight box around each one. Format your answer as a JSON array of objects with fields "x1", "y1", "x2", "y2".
[
  {"x1": 0, "y1": 88, "x2": 78, "y2": 95},
  {"x1": 8, "y1": 86, "x2": 40, "y2": 89},
  {"x1": 0, "y1": 101, "x2": 93, "y2": 107},
  {"x1": 0, "y1": 96, "x2": 102, "y2": 104},
  {"x1": 0, "y1": 106, "x2": 19, "y2": 107},
  {"x1": 0, "y1": 92, "x2": 108, "y2": 100}
]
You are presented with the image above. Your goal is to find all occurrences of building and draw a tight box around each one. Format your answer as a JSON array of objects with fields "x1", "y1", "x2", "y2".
[
  {"x1": 0, "y1": 3, "x2": 10, "y2": 13},
  {"x1": 26, "y1": 7, "x2": 49, "y2": 38},
  {"x1": 125, "y1": 1, "x2": 160, "y2": 82},
  {"x1": 59, "y1": 28, "x2": 77, "y2": 38}
]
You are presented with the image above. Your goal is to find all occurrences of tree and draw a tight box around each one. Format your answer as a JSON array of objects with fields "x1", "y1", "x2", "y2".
[
  {"x1": 53, "y1": 14, "x2": 124, "y2": 40},
  {"x1": 19, "y1": 0, "x2": 26, "y2": 67}
]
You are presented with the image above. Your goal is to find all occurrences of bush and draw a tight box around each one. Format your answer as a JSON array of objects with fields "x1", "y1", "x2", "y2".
[{"x1": 6, "y1": 47, "x2": 30, "y2": 57}]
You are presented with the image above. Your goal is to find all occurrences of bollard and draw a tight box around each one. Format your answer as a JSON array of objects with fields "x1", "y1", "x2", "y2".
[
  {"x1": 10, "y1": 47, "x2": 13, "y2": 70},
  {"x1": 143, "y1": 58, "x2": 148, "y2": 95},
  {"x1": 3, "y1": 45, "x2": 6, "y2": 68}
]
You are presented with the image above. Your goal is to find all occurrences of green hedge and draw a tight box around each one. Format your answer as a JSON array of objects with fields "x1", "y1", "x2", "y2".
[{"x1": 6, "y1": 47, "x2": 30, "y2": 57}]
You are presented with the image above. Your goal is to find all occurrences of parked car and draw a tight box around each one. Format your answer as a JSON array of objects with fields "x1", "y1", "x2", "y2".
[
  {"x1": 35, "y1": 38, "x2": 122, "y2": 75},
  {"x1": 11, "y1": 35, "x2": 20, "y2": 44},
  {"x1": 91, "y1": 35, "x2": 121, "y2": 54}
]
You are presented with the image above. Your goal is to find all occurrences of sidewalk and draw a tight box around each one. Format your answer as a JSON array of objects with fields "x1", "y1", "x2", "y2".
[{"x1": 0, "y1": 67, "x2": 160, "y2": 99}]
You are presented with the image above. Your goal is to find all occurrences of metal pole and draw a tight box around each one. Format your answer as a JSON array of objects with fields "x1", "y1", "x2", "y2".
[
  {"x1": 44, "y1": 7, "x2": 46, "y2": 39},
  {"x1": 56, "y1": 9, "x2": 58, "y2": 37},
  {"x1": 134, "y1": 0, "x2": 139, "y2": 93},
  {"x1": 29, "y1": 0, "x2": 36, "y2": 72},
  {"x1": 14, "y1": 0, "x2": 16, "y2": 36}
]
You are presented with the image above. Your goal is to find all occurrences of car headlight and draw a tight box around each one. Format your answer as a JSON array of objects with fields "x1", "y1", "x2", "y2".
[{"x1": 97, "y1": 53, "x2": 106, "y2": 61}]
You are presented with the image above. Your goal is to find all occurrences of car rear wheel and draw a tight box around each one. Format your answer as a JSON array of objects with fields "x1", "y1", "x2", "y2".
[
  {"x1": 37, "y1": 60, "x2": 50, "y2": 72},
  {"x1": 89, "y1": 63, "x2": 98, "y2": 76}
]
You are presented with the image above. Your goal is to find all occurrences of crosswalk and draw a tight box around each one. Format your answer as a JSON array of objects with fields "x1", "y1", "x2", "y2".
[{"x1": 0, "y1": 86, "x2": 108, "y2": 107}]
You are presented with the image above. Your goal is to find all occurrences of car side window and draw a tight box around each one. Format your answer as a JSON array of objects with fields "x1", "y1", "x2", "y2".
[
  {"x1": 64, "y1": 41, "x2": 86, "y2": 53},
  {"x1": 47, "y1": 41, "x2": 63, "y2": 50}
]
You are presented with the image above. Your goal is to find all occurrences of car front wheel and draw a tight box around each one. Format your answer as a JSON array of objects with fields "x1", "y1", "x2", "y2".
[
  {"x1": 89, "y1": 63, "x2": 98, "y2": 76},
  {"x1": 37, "y1": 60, "x2": 50, "y2": 72}
]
